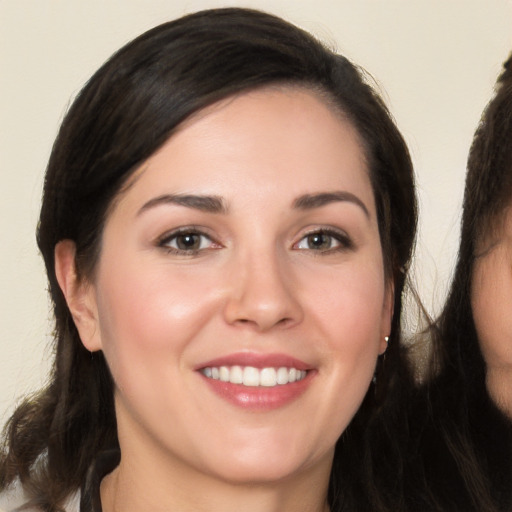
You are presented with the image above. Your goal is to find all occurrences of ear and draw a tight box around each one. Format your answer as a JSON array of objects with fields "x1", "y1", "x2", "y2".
[
  {"x1": 379, "y1": 279, "x2": 394, "y2": 355},
  {"x1": 54, "y1": 240, "x2": 102, "y2": 352}
]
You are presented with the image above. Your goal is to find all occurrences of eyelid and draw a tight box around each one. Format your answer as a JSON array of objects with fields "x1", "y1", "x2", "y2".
[
  {"x1": 293, "y1": 226, "x2": 354, "y2": 252},
  {"x1": 156, "y1": 226, "x2": 222, "y2": 254}
]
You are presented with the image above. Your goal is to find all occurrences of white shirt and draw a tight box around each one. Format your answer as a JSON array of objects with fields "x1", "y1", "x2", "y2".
[{"x1": 0, "y1": 481, "x2": 79, "y2": 512}]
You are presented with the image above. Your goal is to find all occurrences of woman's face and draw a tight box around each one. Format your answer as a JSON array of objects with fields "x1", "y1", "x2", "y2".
[
  {"x1": 472, "y1": 209, "x2": 512, "y2": 417},
  {"x1": 70, "y1": 87, "x2": 392, "y2": 485}
]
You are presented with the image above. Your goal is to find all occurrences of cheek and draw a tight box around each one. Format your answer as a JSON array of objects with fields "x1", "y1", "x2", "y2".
[
  {"x1": 306, "y1": 260, "x2": 386, "y2": 341},
  {"x1": 93, "y1": 260, "x2": 223, "y2": 382},
  {"x1": 295, "y1": 262, "x2": 386, "y2": 448},
  {"x1": 301, "y1": 257, "x2": 387, "y2": 409},
  {"x1": 472, "y1": 259, "x2": 512, "y2": 366}
]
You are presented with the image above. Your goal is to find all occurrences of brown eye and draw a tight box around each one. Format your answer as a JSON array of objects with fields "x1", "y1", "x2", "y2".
[
  {"x1": 294, "y1": 229, "x2": 353, "y2": 253},
  {"x1": 175, "y1": 233, "x2": 202, "y2": 250},
  {"x1": 159, "y1": 229, "x2": 217, "y2": 254},
  {"x1": 306, "y1": 233, "x2": 333, "y2": 250}
]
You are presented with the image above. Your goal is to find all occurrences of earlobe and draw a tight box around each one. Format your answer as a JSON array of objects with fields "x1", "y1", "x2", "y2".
[{"x1": 54, "y1": 240, "x2": 102, "y2": 352}]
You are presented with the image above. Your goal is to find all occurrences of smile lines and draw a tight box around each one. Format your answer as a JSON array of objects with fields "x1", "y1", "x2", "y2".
[{"x1": 200, "y1": 366, "x2": 308, "y2": 387}]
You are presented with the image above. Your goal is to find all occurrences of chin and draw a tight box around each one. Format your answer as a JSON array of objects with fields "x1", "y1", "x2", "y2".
[
  {"x1": 202, "y1": 442, "x2": 331, "y2": 486},
  {"x1": 212, "y1": 462, "x2": 308, "y2": 485},
  {"x1": 486, "y1": 374, "x2": 512, "y2": 420}
]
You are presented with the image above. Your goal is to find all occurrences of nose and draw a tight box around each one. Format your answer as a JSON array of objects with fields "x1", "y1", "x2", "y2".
[{"x1": 223, "y1": 250, "x2": 304, "y2": 332}]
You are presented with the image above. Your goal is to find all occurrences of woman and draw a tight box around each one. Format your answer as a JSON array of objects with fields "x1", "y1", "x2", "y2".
[
  {"x1": 408, "y1": 54, "x2": 512, "y2": 511},
  {"x1": 470, "y1": 54, "x2": 512, "y2": 420},
  {"x1": 0, "y1": 8, "x2": 417, "y2": 512}
]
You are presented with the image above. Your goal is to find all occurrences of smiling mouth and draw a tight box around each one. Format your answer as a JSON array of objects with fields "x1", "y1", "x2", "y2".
[{"x1": 200, "y1": 366, "x2": 308, "y2": 387}]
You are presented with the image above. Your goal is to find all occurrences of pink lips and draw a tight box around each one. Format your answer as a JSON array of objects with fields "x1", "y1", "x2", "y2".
[{"x1": 196, "y1": 352, "x2": 315, "y2": 411}]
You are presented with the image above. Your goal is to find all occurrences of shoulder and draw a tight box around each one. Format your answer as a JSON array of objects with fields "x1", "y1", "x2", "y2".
[{"x1": 0, "y1": 481, "x2": 80, "y2": 512}]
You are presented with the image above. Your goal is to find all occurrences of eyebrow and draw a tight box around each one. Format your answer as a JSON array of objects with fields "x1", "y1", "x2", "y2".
[
  {"x1": 293, "y1": 191, "x2": 370, "y2": 217},
  {"x1": 138, "y1": 194, "x2": 227, "y2": 215},
  {"x1": 137, "y1": 191, "x2": 369, "y2": 218}
]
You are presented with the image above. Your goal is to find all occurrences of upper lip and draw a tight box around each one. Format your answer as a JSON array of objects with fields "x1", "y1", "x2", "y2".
[{"x1": 195, "y1": 352, "x2": 312, "y2": 371}]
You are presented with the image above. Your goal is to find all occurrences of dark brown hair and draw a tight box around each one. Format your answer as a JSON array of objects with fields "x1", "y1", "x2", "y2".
[
  {"x1": 406, "y1": 55, "x2": 512, "y2": 511},
  {"x1": 0, "y1": 8, "x2": 417, "y2": 511}
]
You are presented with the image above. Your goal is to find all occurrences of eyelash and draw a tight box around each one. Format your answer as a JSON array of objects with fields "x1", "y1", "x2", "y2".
[
  {"x1": 157, "y1": 227, "x2": 219, "y2": 256},
  {"x1": 157, "y1": 226, "x2": 353, "y2": 256},
  {"x1": 293, "y1": 228, "x2": 354, "y2": 254}
]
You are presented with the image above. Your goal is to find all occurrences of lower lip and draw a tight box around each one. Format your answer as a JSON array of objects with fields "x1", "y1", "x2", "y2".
[{"x1": 199, "y1": 371, "x2": 315, "y2": 411}]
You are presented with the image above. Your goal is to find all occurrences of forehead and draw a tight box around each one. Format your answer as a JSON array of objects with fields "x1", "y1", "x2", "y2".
[{"x1": 115, "y1": 86, "x2": 373, "y2": 215}]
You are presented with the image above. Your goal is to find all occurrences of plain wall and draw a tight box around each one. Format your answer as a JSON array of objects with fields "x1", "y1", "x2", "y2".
[{"x1": 1, "y1": 0, "x2": 511, "y2": 424}]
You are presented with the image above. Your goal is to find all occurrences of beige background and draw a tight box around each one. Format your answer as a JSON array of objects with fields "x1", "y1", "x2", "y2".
[{"x1": 1, "y1": 0, "x2": 511, "y2": 424}]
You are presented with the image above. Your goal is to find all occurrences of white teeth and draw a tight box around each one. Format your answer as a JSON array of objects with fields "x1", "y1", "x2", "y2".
[
  {"x1": 243, "y1": 367, "x2": 260, "y2": 386},
  {"x1": 201, "y1": 366, "x2": 307, "y2": 387},
  {"x1": 219, "y1": 366, "x2": 230, "y2": 382},
  {"x1": 260, "y1": 368, "x2": 277, "y2": 387},
  {"x1": 230, "y1": 365, "x2": 243, "y2": 384},
  {"x1": 276, "y1": 367, "x2": 289, "y2": 385}
]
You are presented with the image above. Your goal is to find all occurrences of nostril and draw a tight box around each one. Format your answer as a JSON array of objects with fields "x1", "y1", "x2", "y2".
[
  {"x1": 230, "y1": 316, "x2": 293, "y2": 330},
  {"x1": 223, "y1": 282, "x2": 304, "y2": 331}
]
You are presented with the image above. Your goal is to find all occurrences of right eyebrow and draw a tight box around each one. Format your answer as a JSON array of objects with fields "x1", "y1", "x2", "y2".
[{"x1": 137, "y1": 194, "x2": 228, "y2": 216}]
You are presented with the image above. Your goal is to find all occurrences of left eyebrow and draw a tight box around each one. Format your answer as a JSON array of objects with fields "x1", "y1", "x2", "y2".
[
  {"x1": 293, "y1": 191, "x2": 370, "y2": 218},
  {"x1": 137, "y1": 194, "x2": 228, "y2": 216}
]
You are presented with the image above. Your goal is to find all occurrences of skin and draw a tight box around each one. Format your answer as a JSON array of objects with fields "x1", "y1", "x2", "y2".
[
  {"x1": 472, "y1": 209, "x2": 512, "y2": 418},
  {"x1": 56, "y1": 87, "x2": 392, "y2": 512}
]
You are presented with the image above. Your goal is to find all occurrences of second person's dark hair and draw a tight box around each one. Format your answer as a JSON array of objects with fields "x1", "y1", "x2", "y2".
[{"x1": 408, "y1": 54, "x2": 512, "y2": 512}]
